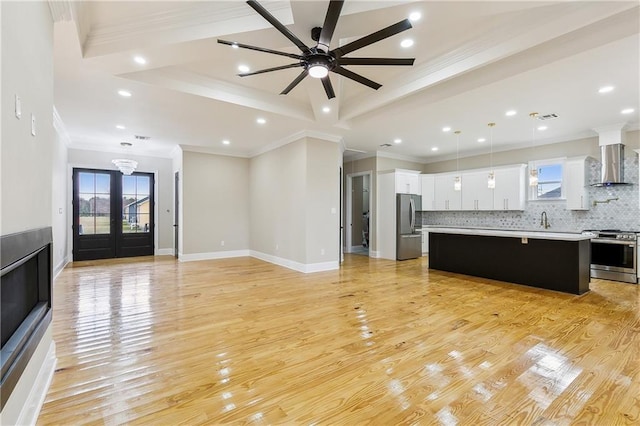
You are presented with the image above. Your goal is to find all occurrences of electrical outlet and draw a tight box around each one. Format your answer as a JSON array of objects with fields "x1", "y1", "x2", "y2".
[
  {"x1": 221, "y1": 240, "x2": 225, "y2": 246},
  {"x1": 31, "y1": 114, "x2": 36, "y2": 136},
  {"x1": 275, "y1": 244, "x2": 279, "y2": 250},
  {"x1": 320, "y1": 248, "x2": 325, "y2": 255}
]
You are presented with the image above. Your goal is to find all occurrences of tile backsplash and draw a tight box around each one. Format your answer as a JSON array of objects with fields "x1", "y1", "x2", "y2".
[{"x1": 422, "y1": 156, "x2": 640, "y2": 232}]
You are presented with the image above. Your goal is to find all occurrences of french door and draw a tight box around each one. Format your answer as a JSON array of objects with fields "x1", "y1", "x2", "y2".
[{"x1": 72, "y1": 168, "x2": 154, "y2": 261}]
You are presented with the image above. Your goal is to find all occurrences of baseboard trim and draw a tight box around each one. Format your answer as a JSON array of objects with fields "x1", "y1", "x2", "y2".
[
  {"x1": 14, "y1": 341, "x2": 57, "y2": 426},
  {"x1": 369, "y1": 250, "x2": 381, "y2": 258},
  {"x1": 250, "y1": 251, "x2": 338, "y2": 273},
  {"x1": 179, "y1": 250, "x2": 251, "y2": 262},
  {"x1": 156, "y1": 248, "x2": 174, "y2": 256},
  {"x1": 53, "y1": 257, "x2": 69, "y2": 281}
]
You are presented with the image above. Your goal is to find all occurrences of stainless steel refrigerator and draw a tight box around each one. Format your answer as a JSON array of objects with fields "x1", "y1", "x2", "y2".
[{"x1": 397, "y1": 193, "x2": 422, "y2": 260}]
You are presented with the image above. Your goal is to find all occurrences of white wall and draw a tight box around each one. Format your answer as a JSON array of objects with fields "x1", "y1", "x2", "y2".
[
  {"x1": 304, "y1": 138, "x2": 340, "y2": 265},
  {"x1": 250, "y1": 139, "x2": 307, "y2": 263},
  {"x1": 52, "y1": 112, "x2": 69, "y2": 275},
  {"x1": 181, "y1": 150, "x2": 250, "y2": 257},
  {"x1": 67, "y1": 148, "x2": 174, "y2": 254},
  {"x1": 250, "y1": 137, "x2": 340, "y2": 271},
  {"x1": 0, "y1": 2, "x2": 56, "y2": 424},
  {"x1": 1, "y1": 1, "x2": 54, "y2": 235}
]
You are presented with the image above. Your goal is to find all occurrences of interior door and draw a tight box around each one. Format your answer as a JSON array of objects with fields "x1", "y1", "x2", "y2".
[
  {"x1": 73, "y1": 168, "x2": 154, "y2": 261},
  {"x1": 174, "y1": 171, "x2": 179, "y2": 259}
]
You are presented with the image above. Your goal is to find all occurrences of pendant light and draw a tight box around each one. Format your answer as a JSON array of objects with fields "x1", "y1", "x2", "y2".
[
  {"x1": 529, "y1": 112, "x2": 539, "y2": 187},
  {"x1": 454, "y1": 130, "x2": 462, "y2": 191},
  {"x1": 487, "y1": 123, "x2": 496, "y2": 189}
]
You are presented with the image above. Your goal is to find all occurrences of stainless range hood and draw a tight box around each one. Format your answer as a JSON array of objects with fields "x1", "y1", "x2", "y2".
[{"x1": 591, "y1": 125, "x2": 632, "y2": 187}]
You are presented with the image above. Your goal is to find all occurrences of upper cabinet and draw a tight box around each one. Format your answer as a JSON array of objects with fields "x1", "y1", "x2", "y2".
[
  {"x1": 492, "y1": 165, "x2": 526, "y2": 211},
  {"x1": 565, "y1": 156, "x2": 590, "y2": 210},
  {"x1": 434, "y1": 173, "x2": 462, "y2": 210},
  {"x1": 426, "y1": 164, "x2": 526, "y2": 211},
  {"x1": 461, "y1": 170, "x2": 494, "y2": 210},
  {"x1": 395, "y1": 170, "x2": 421, "y2": 195},
  {"x1": 421, "y1": 175, "x2": 435, "y2": 211}
]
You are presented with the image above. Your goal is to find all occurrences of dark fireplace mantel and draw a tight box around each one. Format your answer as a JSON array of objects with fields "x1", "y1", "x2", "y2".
[{"x1": 1, "y1": 227, "x2": 53, "y2": 410}]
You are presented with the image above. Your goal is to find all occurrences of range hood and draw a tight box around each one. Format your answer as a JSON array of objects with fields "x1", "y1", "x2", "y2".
[{"x1": 591, "y1": 125, "x2": 631, "y2": 187}]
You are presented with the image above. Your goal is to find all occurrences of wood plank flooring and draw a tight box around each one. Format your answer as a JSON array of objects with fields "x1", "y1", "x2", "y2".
[{"x1": 38, "y1": 254, "x2": 640, "y2": 425}]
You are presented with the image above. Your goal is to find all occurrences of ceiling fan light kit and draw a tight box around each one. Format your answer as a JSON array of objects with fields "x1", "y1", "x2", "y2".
[{"x1": 218, "y1": 0, "x2": 415, "y2": 99}]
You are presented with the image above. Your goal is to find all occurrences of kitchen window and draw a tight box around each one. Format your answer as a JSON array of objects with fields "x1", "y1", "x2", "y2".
[{"x1": 529, "y1": 159, "x2": 565, "y2": 200}]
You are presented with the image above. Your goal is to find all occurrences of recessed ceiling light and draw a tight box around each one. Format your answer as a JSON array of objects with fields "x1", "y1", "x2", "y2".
[
  {"x1": 393, "y1": 138, "x2": 402, "y2": 144},
  {"x1": 238, "y1": 65, "x2": 250, "y2": 73},
  {"x1": 442, "y1": 127, "x2": 451, "y2": 132},
  {"x1": 431, "y1": 147, "x2": 438, "y2": 152},
  {"x1": 537, "y1": 125, "x2": 548, "y2": 131},
  {"x1": 118, "y1": 90, "x2": 132, "y2": 97},
  {"x1": 621, "y1": 108, "x2": 635, "y2": 114},
  {"x1": 598, "y1": 85, "x2": 614, "y2": 93},
  {"x1": 322, "y1": 106, "x2": 331, "y2": 113},
  {"x1": 120, "y1": 142, "x2": 132, "y2": 147},
  {"x1": 133, "y1": 56, "x2": 147, "y2": 65},
  {"x1": 400, "y1": 39, "x2": 414, "y2": 48},
  {"x1": 256, "y1": 117, "x2": 266, "y2": 124},
  {"x1": 222, "y1": 140, "x2": 230, "y2": 145},
  {"x1": 505, "y1": 110, "x2": 517, "y2": 116},
  {"x1": 116, "y1": 125, "x2": 126, "y2": 130},
  {"x1": 409, "y1": 12, "x2": 421, "y2": 21},
  {"x1": 477, "y1": 138, "x2": 486, "y2": 143}
]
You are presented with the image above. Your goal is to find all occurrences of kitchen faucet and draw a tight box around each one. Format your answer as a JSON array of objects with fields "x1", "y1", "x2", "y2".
[{"x1": 540, "y1": 211, "x2": 551, "y2": 229}]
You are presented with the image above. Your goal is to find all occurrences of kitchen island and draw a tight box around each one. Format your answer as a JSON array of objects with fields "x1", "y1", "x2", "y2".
[{"x1": 427, "y1": 227, "x2": 592, "y2": 295}]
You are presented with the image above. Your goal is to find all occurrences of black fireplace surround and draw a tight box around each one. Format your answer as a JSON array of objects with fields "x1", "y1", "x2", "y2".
[{"x1": 1, "y1": 227, "x2": 53, "y2": 410}]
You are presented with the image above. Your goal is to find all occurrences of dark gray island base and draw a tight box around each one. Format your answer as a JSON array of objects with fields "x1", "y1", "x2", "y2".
[{"x1": 428, "y1": 231, "x2": 591, "y2": 295}]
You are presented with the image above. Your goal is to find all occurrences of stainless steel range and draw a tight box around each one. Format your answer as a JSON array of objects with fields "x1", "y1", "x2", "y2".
[{"x1": 583, "y1": 230, "x2": 638, "y2": 284}]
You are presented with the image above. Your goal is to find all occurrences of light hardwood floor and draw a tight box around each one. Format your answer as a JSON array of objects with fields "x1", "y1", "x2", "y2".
[{"x1": 38, "y1": 254, "x2": 639, "y2": 425}]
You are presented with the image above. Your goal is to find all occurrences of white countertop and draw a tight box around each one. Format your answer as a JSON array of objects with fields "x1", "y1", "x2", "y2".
[{"x1": 422, "y1": 227, "x2": 592, "y2": 241}]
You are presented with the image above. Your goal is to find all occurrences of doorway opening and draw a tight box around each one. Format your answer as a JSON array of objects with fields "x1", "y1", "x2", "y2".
[{"x1": 346, "y1": 171, "x2": 372, "y2": 256}]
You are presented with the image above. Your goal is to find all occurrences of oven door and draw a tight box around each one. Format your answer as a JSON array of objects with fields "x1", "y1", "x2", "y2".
[{"x1": 591, "y1": 239, "x2": 636, "y2": 274}]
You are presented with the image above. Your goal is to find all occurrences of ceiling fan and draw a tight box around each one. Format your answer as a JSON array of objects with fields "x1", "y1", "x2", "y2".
[{"x1": 218, "y1": 0, "x2": 415, "y2": 99}]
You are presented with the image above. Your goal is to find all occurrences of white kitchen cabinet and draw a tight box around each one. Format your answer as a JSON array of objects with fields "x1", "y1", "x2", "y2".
[
  {"x1": 565, "y1": 156, "x2": 589, "y2": 210},
  {"x1": 461, "y1": 170, "x2": 494, "y2": 210},
  {"x1": 395, "y1": 170, "x2": 421, "y2": 195},
  {"x1": 434, "y1": 173, "x2": 462, "y2": 210},
  {"x1": 421, "y1": 174, "x2": 435, "y2": 211},
  {"x1": 492, "y1": 165, "x2": 526, "y2": 210}
]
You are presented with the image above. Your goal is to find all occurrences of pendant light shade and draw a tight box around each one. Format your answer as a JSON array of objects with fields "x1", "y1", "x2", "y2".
[
  {"x1": 454, "y1": 130, "x2": 462, "y2": 191},
  {"x1": 487, "y1": 123, "x2": 495, "y2": 189},
  {"x1": 529, "y1": 112, "x2": 539, "y2": 187}
]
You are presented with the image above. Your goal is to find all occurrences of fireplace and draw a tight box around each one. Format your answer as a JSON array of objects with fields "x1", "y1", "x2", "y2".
[{"x1": 1, "y1": 227, "x2": 52, "y2": 409}]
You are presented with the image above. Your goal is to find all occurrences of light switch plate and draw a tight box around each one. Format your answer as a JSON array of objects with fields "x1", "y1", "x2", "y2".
[
  {"x1": 31, "y1": 114, "x2": 36, "y2": 136},
  {"x1": 15, "y1": 95, "x2": 21, "y2": 119}
]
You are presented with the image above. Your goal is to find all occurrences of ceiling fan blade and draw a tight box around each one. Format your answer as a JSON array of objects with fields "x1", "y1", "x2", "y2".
[
  {"x1": 332, "y1": 19, "x2": 412, "y2": 58},
  {"x1": 318, "y1": 0, "x2": 344, "y2": 51},
  {"x1": 246, "y1": 0, "x2": 310, "y2": 53},
  {"x1": 218, "y1": 40, "x2": 303, "y2": 60},
  {"x1": 332, "y1": 66, "x2": 382, "y2": 90},
  {"x1": 321, "y1": 76, "x2": 336, "y2": 99},
  {"x1": 239, "y1": 63, "x2": 303, "y2": 77},
  {"x1": 281, "y1": 71, "x2": 308, "y2": 95},
  {"x1": 338, "y1": 57, "x2": 415, "y2": 66}
]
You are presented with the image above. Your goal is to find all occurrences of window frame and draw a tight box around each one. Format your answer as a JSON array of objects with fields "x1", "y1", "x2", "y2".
[{"x1": 528, "y1": 157, "x2": 566, "y2": 201}]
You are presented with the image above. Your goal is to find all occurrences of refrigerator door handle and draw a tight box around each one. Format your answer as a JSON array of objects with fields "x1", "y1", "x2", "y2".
[{"x1": 409, "y1": 198, "x2": 415, "y2": 231}]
